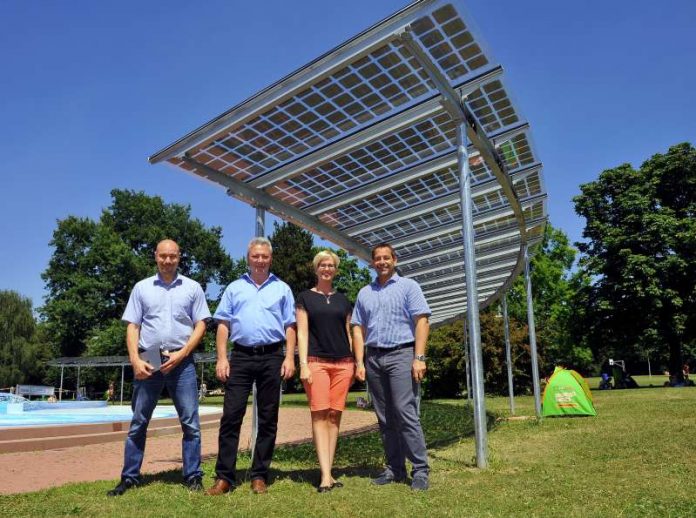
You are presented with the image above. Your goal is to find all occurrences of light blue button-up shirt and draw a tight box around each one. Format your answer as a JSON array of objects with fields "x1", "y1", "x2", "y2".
[
  {"x1": 122, "y1": 273, "x2": 211, "y2": 351},
  {"x1": 214, "y1": 273, "x2": 296, "y2": 346},
  {"x1": 351, "y1": 273, "x2": 431, "y2": 348}
]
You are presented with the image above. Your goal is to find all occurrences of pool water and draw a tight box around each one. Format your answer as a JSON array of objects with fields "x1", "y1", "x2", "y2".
[{"x1": 0, "y1": 403, "x2": 221, "y2": 428}]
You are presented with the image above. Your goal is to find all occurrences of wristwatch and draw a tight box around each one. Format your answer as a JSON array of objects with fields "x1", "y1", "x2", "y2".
[{"x1": 415, "y1": 354, "x2": 427, "y2": 362}]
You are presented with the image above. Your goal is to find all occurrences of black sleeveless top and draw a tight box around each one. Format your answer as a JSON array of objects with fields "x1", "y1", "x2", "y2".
[{"x1": 295, "y1": 290, "x2": 352, "y2": 359}]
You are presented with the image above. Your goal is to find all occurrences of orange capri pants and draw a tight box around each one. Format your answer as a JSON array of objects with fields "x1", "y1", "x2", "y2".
[{"x1": 302, "y1": 357, "x2": 355, "y2": 412}]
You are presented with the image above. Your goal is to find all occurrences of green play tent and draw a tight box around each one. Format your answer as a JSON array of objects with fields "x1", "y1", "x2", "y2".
[{"x1": 542, "y1": 367, "x2": 596, "y2": 417}]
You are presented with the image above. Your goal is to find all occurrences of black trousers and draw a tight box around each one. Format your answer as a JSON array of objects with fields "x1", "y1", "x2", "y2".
[{"x1": 215, "y1": 347, "x2": 283, "y2": 483}]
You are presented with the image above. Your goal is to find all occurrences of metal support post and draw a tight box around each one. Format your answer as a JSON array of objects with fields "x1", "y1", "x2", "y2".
[
  {"x1": 524, "y1": 246, "x2": 542, "y2": 418},
  {"x1": 255, "y1": 205, "x2": 266, "y2": 238},
  {"x1": 76, "y1": 366, "x2": 81, "y2": 400},
  {"x1": 457, "y1": 124, "x2": 488, "y2": 468},
  {"x1": 250, "y1": 205, "x2": 266, "y2": 452},
  {"x1": 120, "y1": 365, "x2": 125, "y2": 406},
  {"x1": 463, "y1": 320, "x2": 472, "y2": 403},
  {"x1": 59, "y1": 366, "x2": 64, "y2": 401},
  {"x1": 502, "y1": 294, "x2": 515, "y2": 415}
]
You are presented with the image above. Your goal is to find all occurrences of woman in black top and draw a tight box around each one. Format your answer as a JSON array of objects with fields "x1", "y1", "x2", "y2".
[{"x1": 296, "y1": 250, "x2": 355, "y2": 492}]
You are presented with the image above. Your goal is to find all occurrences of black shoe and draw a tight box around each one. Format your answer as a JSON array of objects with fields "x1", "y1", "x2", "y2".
[
  {"x1": 331, "y1": 480, "x2": 344, "y2": 489},
  {"x1": 107, "y1": 478, "x2": 139, "y2": 497},
  {"x1": 185, "y1": 476, "x2": 204, "y2": 491},
  {"x1": 317, "y1": 485, "x2": 333, "y2": 493}
]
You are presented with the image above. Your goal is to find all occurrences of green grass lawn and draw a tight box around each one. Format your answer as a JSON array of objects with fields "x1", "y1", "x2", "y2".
[{"x1": 3, "y1": 387, "x2": 696, "y2": 517}]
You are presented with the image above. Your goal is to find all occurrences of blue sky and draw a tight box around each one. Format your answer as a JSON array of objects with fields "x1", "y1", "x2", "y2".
[{"x1": 1, "y1": 0, "x2": 694, "y2": 308}]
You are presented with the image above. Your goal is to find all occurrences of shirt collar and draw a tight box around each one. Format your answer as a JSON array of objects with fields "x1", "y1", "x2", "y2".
[
  {"x1": 243, "y1": 272, "x2": 278, "y2": 289},
  {"x1": 154, "y1": 273, "x2": 182, "y2": 287},
  {"x1": 371, "y1": 272, "x2": 400, "y2": 289}
]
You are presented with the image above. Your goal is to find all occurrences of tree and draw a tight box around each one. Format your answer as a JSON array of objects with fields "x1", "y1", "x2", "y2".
[
  {"x1": 0, "y1": 291, "x2": 52, "y2": 387},
  {"x1": 573, "y1": 143, "x2": 696, "y2": 382},
  {"x1": 421, "y1": 222, "x2": 591, "y2": 398},
  {"x1": 41, "y1": 189, "x2": 241, "y2": 359},
  {"x1": 268, "y1": 222, "x2": 315, "y2": 295},
  {"x1": 503, "y1": 224, "x2": 590, "y2": 373},
  {"x1": 424, "y1": 311, "x2": 530, "y2": 398}
]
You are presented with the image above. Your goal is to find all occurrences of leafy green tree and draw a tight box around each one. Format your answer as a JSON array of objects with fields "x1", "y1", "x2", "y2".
[
  {"x1": 41, "y1": 189, "x2": 240, "y2": 359},
  {"x1": 268, "y1": 222, "x2": 315, "y2": 295},
  {"x1": 424, "y1": 311, "x2": 530, "y2": 398},
  {"x1": 573, "y1": 143, "x2": 696, "y2": 381},
  {"x1": 0, "y1": 291, "x2": 52, "y2": 387},
  {"x1": 503, "y1": 224, "x2": 590, "y2": 373}
]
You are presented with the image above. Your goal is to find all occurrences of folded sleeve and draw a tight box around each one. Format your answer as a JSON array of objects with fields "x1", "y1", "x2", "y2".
[
  {"x1": 191, "y1": 283, "x2": 212, "y2": 323},
  {"x1": 121, "y1": 284, "x2": 143, "y2": 325},
  {"x1": 213, "y1": 285, "x2": 234, "y2": 322}
]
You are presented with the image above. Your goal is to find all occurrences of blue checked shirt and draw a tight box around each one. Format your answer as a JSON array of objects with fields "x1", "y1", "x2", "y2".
[
  {"x1": 351, "y1": 273, "x2": 431, "y2": 348},
  {"x1": 214, "y1": 273, "x2": 296, "y2": 346},
  {"x1": 122, "y1": 273, "x2": 211, "y2": 352}
]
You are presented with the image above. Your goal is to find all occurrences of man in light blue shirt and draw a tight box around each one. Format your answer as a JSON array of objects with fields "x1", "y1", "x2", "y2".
[
  {"x1": 107, "y1": 239, "x2": 210, "y2": 497},
  {"x1": 206, "y1": 237, "x2": 296, "y2": 496},
  {"x1": 352, "y1": 242, "x2": 431, "y2": 491}
]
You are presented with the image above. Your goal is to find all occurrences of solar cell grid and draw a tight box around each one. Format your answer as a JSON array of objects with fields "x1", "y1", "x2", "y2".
[
  {"x1": 498, "y1": 133, "x2": 535, "y2": 170},
  {"x1": 396, "y1": 229, "x2": 461, "y2": 256},
  {"x1": 151, "y1": 0, "x2": 548, "y2": 317},
  {"x1": 184, "y1": 3, "x2": 497, "y2": 186},
  {"x1": 325, "y1": 166, "x2": 459, "y2": 227},
  {"x1": 266, "y1": 110, "x2": 457, "y2": 207}
]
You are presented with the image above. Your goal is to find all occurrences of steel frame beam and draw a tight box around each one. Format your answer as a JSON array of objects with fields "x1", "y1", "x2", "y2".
[
  {"x1": 525, "y1": 245, "x2": 542, "y2": 418},
  {"x1": 181, "y1": 156, "x2": 372, "y2": 261},
  {"x1": 345, "y1": 191, "x2": 545, "y2": 237},
  {"x1": 502, "y1": 294, "x2": 515, "y2": 415}
]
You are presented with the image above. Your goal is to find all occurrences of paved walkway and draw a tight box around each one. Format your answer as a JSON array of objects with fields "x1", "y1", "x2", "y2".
[{"x1": 0, "y1": 407, "x2": 377, "y2": 494}]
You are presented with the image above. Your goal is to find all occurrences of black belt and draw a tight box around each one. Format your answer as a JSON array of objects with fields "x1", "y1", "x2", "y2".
[
  {"x1": 234, "y1": 341, "x2": 283, "y2": 355},
  {"x1": 366, "y1": 341, "x2": 415, "y2": 352}
]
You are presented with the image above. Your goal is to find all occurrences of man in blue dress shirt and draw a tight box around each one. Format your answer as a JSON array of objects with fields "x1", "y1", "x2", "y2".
[
  {"x1": 206, "y1": 237, "x2": 296, "y2": 495},
  {"x1": 352, "y1": 242, "x2": 431, "y2": 491},
  {"x1": 107, "y1": 239, "x2": 211, "y2": 496}
]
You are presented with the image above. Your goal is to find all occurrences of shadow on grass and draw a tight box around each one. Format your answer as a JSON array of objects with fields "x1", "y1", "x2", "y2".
[
  {"x1": 139, "y1": 470, "x2": 187, "y2": 488},
  {"x1": 269, "y1": 401, "x2": 497, "y2": 484},
  {"x1": 133, "y1": 401, "x2": 497, "y2": 489}
]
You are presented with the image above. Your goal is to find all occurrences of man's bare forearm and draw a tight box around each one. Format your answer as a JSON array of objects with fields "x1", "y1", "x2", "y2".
[
  {"x1": 126, "y1": 323, "x2": 141, "y2": 364},
  {"x1": 216, "y1": 322, "x2": 230, "y2": 360},
  {"x1": 285, "y1": 324, "x2": 297, "y2": 360},
  {"x1": 352, "y1": 325, "x2": 365, "y2": 365},
  {"x1": 181, "y1": 320, "x2": 207, "y2": 357},
  {"x1": 414, "y1": 316, "x2": 429, "y2": 357}
]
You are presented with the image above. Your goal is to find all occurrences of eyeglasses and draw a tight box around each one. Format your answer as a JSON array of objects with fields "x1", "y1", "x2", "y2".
[{"x1": 317, "y1": 264, "x2": 336, "y2": 270}]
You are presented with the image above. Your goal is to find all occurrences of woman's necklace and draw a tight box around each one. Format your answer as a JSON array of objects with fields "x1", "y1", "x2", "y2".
[{"x1": 314, "y1": 288, "x2": 333, "y2": 304}]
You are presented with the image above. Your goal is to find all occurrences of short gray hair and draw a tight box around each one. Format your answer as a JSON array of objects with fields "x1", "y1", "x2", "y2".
[{"x1": 247, "y1": 237, "x2": 273, "y2": 254}]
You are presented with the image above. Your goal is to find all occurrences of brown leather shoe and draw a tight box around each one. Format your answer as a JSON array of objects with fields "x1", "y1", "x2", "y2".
[
  {"x1": 251, "y1": 478, "x2": 267, "y2": 494},
  {"x1": 205, "y1": 479, "x2": 232, "y2": 496}
]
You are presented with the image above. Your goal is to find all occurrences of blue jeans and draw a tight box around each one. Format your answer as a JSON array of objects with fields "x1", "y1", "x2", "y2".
[{"x1": 121, "y1": 355, "x2": 202, "y2": 482}]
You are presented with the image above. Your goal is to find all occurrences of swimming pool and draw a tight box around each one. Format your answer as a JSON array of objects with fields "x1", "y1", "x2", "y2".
[{"x1": 0, "y1": 402, "x2": 221, "y2": 428}]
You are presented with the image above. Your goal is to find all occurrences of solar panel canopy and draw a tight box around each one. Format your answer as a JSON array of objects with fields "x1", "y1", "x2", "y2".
[{"x1": 150, "y1": 0, "x2": 547, "y2": 325}]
